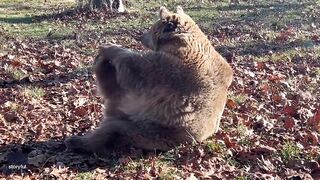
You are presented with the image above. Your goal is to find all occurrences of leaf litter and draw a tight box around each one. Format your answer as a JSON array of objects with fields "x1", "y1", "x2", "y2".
[{"x1": 0, "y1": 0, "x2": 320, "y2": 179}]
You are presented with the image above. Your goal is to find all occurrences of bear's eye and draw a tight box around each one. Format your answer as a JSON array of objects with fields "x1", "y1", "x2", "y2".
[{"x1": 163, "y1": 22, "x2": 177, "y2": 33}]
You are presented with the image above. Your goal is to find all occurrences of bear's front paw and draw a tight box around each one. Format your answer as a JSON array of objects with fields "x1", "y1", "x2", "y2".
[{"x1": 65, "y1": 135, "x2": 87, "y2": 152}]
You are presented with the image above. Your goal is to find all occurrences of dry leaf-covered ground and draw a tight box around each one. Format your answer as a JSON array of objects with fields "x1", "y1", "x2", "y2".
[{"x1": 0, "y1": 0, "x2": 319, "y2": 179}]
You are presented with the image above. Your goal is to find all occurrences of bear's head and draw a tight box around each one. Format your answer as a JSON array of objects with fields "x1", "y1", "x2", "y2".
[{"x1": 140, "y1": 6, "x2": 209, "y2": 55}]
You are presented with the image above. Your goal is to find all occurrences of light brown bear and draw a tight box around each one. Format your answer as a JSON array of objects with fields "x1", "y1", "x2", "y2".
[{"x1": 65, "y1": 6, "x2": 233, "y2": 153}]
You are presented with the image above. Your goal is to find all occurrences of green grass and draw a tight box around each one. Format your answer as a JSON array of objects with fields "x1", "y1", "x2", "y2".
[
  {"x1": 225, "y1": 156, "x2": 243, "y2": 168},
  {"x1": 1, "y1": 0, "x2": 316, "y2": 47},
  {"x1": 228, "y1": 93, "x2": 248, "y2": 104},
  {"x1": 159, "y1": 150, "x2": 176, "y2": 163},
  {"x1": 237, "y1": 176, "x2": 252, "y2": 180},
  {"x1": 315, "y1": 67, "x2": 320, "y2": 75},
  {"x1": 237, "y1": 124, "x2": 249, "y2": 137},
  {"x1": 255, "y1": 45, "x2": 320, "y2": 62},
  {"x1": 117, "y1": 151, "x2": 181, "y2": 179},
  {"x1": 23, "y1": 86, "x2": 45, "y2": 100},
  {"x1": 4, "y1": 101, "x2": 21, "y2": 112},
  {"x1": 205, "y1": 140, "x2": 225, "y2": 153},
  {"x1": 76, "y1": 172, "x2": 94, "y2": 180},
  {"x1": 158, "y1": 153, "x2": 182, "y2": 180},
  {"x1": 158, "y1": 167, "x2": 180, "y2": 180},
  {"x1": 0, "y1": 0, "x2": 75, "y2": 21},
  {"x1": 157, "y1": 162, "x2": 181, "y2": 179},
  {"x1": 2, "y1": 22, "x2": 74, "y2": 39},
  {"x1": 236, "y1": 124, "x2": 253, "y2": 146},
  {"x1": 0, "y1": 0, "x2": 75, "y2": 39},
  {"x1": 0, "y1": 0, "x2": 225, "y2": 40},
  {"x1": 4, "y1": 64, "x2": 27, "y2": 81},
  {"x1": 187, "y1": 7, "x2": 221, "y2": 29},
  {"x1": 280, "y1": 141, "x2": 301, "y2": 162}
]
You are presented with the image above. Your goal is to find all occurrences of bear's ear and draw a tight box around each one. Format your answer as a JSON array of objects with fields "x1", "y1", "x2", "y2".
[
  {"x1": 176, "y1": 6, "x2": 184, "y2": 14},
  {"x1": 159, "y1": 6, "x2": 170, "y2": 20}
]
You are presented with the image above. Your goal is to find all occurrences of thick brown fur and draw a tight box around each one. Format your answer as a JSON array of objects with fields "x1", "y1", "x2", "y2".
[{"x1": 65, "y1": 6, "x2": 233, "y2": 154}]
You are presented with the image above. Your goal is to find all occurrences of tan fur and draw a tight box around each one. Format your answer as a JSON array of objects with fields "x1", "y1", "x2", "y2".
[{"x1": 65, "y1": 6, "x2": 233, "y2": 153}]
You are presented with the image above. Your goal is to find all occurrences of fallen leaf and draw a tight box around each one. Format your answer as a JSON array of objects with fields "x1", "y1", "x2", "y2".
[
  {"x1": 284, "y1": 117, "x2": 295, "y2": 130},
  {"x1": 284, "y1": 105, "x2": 297, "y2": 117},
  {"x1": 309, "y1": 108, "x2": 320, "y2": 131},
  {"x1": 302, "y1": 131, "x2": 319, "y2": 146},
  {"x1": 226, "y1": 99, "x2": 237, "y2": 109}
]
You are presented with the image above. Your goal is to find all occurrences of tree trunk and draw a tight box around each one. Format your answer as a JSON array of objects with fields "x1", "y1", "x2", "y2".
[{"x1": 81, "y1": 0, "x2": 125, "y2": 12}]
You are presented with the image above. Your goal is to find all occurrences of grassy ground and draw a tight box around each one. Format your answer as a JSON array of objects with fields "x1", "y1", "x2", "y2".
[{"x1": 0, "y1": 0, "x2": 320, "y2": 179}]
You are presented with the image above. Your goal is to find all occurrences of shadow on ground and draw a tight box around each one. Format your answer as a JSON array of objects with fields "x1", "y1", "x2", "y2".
[
  {"x1": 187, "y1": 1, "x2": 319, "y2": 56},
  {"x1": 0, "y1": 140, "x2": 119, "y2": 176},
  {"x1": 191, "y1": 1, "x2": 316, "y2": 29},
  {"x1": 0, "y1": 5, "x2": 129, "y2": 25},
  {"x1": 0, "y1": 68, "x2": 94, "y2": 89},
  {"x1": 0, "y1": 16, "x2": 34, "y2": 24},
  {"x1": 216, "y1": 38, "x2": 318, "y2": 57},
  {"x1": 0, "y1": 136, "x2": 158, "y2": 176}
]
